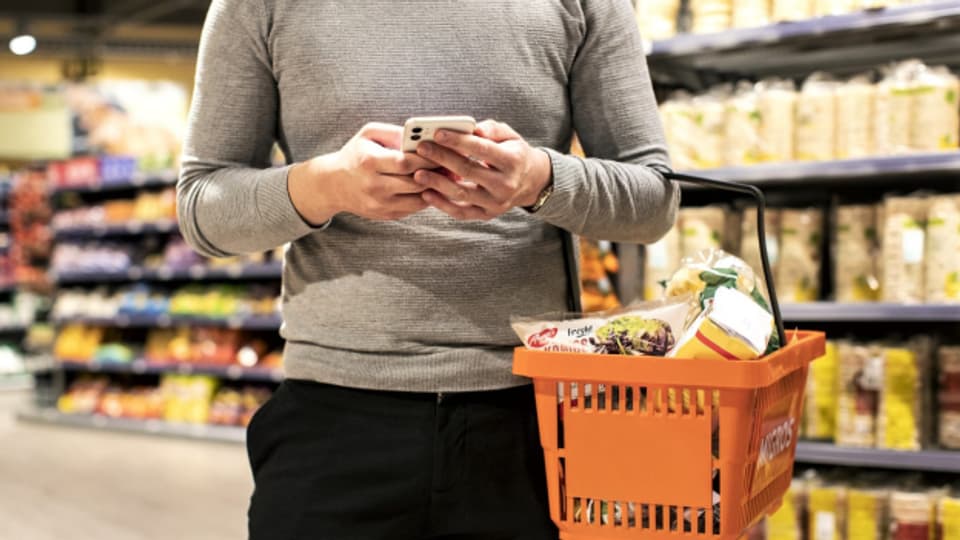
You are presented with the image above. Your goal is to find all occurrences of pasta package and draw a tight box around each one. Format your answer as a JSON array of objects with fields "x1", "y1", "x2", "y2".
[
  {"x1": 847, "y1": 489, "x2": 888, "y2": 540},
  {"x1": 636, "y1": 0, "x2": 683, "y2": 40},
  {"x1": 644, "y1": 223, "x2": 682, "y2": 301},
  {"x1": 911, "y1": 66, "x2": 960, "y2": 152},
  {"x1": 777, "y1": 208, "x2": 823, "y2": 302},
  {"x1": 889, "y1": 492, "x2": 935, "y2": 540},
  {"x1": 692, "y1": 90, "x2": 729, "y2": 169},
  {"x1": 660, "y1": 93, "x2": 699, "y2": 170},
  {"x1": 924, "y1": 195, "x2": 960, "y2": 303},
  {"x1": 877, "y1": 347, "x2": 921, "y2": 451},
  {"x1": 834, "y1": 205, "x2": 881, "y2": 302},
  {"x1": 835, "y1": 76, "x2": 876, "y2": 159},
  {"x1": 772, "y1": 0, "x2": 813, "y2": 21},
  {"x1": 757, "y1": 79, "x2": 798, "y2": 163},
  {"x1": 691, "y1": 0, "x2": 733, "y2": 34},
  {"x1": 881, "y1": 196, "x2": 928, "y2": 304},
  {"x1": 670, "y1": 286, "x2": 774, "y2": 361},
  {"x1": 725, "y1": 83, "x2": 764, "y2": 166},
  {"x1": 732, "y1": 0, "x2": 771, "y2": 28},
  {"x1": 796, "y1": 74, "x2": 839, "y2": 162},
  {"x1": 875, "y1": 62, "x2": 917, "y2": 156},
  {"x1": 680, "y1": 206, "x2": 726, "y2": 258},
  {"x1": 808, "y1": 484, "x2": 846, "y2": 540}
]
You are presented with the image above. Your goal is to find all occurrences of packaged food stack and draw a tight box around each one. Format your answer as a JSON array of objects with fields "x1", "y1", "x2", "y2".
[
  {"x1": 680, "y1": 206, "x2": 727, "y2": 258},
  {"x1": 160, "y1": 374, "x2": 219, "y2": 425},
  {"x1": 881, "y1": 196, "x2": 928, "y2": 303},
  {"x1": 757, "y1": 79, "x2": 798, "y2": 163},
  {"x1": 807, "y1": 483, "x2": 845, "y2": 540},
  {"x1": 876, "y1": 346, "x2": 923, "y2": 451},
  {"x1": 805, "y1": 342, "x2": 838, "y2": 440},
  {"x1": 690, "y1": 0, "x2": 733, "y2": 34},
  {"x1": 732, "y1": 0, "x2": 771, "y2": 28},
  {"x1": 940, "y1": 497, "x2": 960, "y2": 540},
  {"x1": 940, "y1": 346, "x2": 960, "y2": 450},
  {"x1": 776, "y1": 208, "x2": 823, "y2": 303},
  {"x1": 911, "y1": 65, "x2": 960, "y2": 153},
  {"x1": 692, "y1": 90, "x2": 729, "y2": 169},
  {"x1": 643, "y1": 224, "x2": 681, "y2": 300},
  {"x1": 724, "y1": 82, "x2": 764, "y2": 166},
  {"x1": 888, "y1": 492, "x2": 936, "y2": 540},
  {"x1": 834, "y1": 205, "x2": 882, "y2": 302},
  {"x1": 660, "y1": 93, "x2": 700, "y2": 171},
  {"x1": 847, "y1": 489, "x2": 888, "y2": 540},
  {"x1": 740, "y1": 207, "x2": 781, "y2": 286},
  {"x1": 766, "y1": 481, "x2": 805, "y2": 540},
  {"x1": 635, "y1": 0, "x2": 682, "y2": 41},
  {"x1": 795, "y1": 74, "x2": 838, "y2": 162},
  {"x1": 924, "y1": 195, "x2": 960, "y2": 303},
  {"x1": 814, "y1": 0, "x2": 859, "y2": 16},
  {"x1": 835, "y1": 76, "x2": 876, "y2": 159},
  {"x1": 835, "y1": 342, "x2": 881, "y2": 448}
]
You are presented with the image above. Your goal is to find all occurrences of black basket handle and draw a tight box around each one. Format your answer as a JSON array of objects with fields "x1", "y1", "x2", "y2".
[{"x1": 661, "y1": 170, "x2": 787, "y2": 348}]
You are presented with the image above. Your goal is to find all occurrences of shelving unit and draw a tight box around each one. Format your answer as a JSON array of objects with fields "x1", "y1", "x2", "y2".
[
  {"x1": 781, "y1": 302, "x2": 960, "y2": 323},
  {"x1": 53, "y1": 261, "x2": 283, "y2": 285},
  {"x1": 52, "y1": 313, "x2": 282, "y2": 331},
  {"x1": 795, "y1": 442, "x2": 960, "y2": 473},
  {"x1": 53, "y1": 219, "x2": 179, "y2": 239},
  {"x1": 58, "y1": 360, "x2": 283, "y2": 382},
  {"x1": 17, "y1": 408, "x2": 245, "y2": 443},
  {"x1": 50, "y1": 171, "x2": 177, "y2": 195}
]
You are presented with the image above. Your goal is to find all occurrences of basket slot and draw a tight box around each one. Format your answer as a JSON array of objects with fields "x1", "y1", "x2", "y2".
[
  {"x1": 583, "y1": 384, "x2": 593, "y2": 409},
  {"x1": 655, "y1": 504, "x2": 664, "y2": 530},
  {"x1": 570, "y1": 383, "x2": 579, "y2": 409},
  {"x1": 610, "y1": 386, "x2": 620, "y2": 411},
  {"x1": 683, "y1": 506, "x2": 692, "y2": 533},
  {"x1": 669, "y1": 505, "x2": 678, "y2": 531},
  {"x1": 572, "y1": 497, "x2": 582, "y2": 523}
]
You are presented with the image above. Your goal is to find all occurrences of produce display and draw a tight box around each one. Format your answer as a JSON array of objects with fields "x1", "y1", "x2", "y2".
[
  {"x1": 579, "y1": 239, "x2": 621, "y2": 312},
  {"x1": 52, "y1": 187, "x2": 176, "y2": 229},
  {"x1": 56, "y1": 374, "x2": 270, "y2": 427},
  {"x1": 660, "y1": 62, "x2": 959, "y2": 169}
]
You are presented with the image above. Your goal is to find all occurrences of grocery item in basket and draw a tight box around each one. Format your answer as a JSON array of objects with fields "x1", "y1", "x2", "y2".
[
  {"x1": 835, "y1": 75, "x2": 876, "y2": 159},
  {"x1": 805, "y1": 341, "x2": 838, "y2": 439},
  {"x1": 644, "y1": 223, "x2": 682, "y2": 300},
  {"x1": 671, "y1": 286, "x2": 774, "y2": 361},
  {"x1": 938, "y1": 346, "x2": 960, "y2": 449},
  {"x1": 924, "y1": 195, "x2": 960, "y2": 303},
  {"x1": 835, "y1": 205, "x2": 881, "y2": 302},
  {"x1": 510, "y1": 298, "x2": 692, "y2": 356},
  {"x1": 757, "y1": 78, "x2": 798, "y2": 162},
  {"x1": 911, "y1": 66, "x2": 959, "y2": 152},
  {"x1": 795, "y1": 74, "x2": 839, "y2": 162},
  {"x1": 835, "y1": 342, "x2": 882, "y2": 448},
  {"x1": 881, "y1": 196, "x2": 928, "y2": 303},
  {"x1": 777, "y1": 208, "x2": 824, "y2": 303}
]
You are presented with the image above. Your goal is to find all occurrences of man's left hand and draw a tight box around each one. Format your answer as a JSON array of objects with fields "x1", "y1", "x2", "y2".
[{"x1": 413, "y1": 120, "x2": 552, "y2": 221}]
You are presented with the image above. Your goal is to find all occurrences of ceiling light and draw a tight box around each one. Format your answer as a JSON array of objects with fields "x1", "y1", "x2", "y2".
[{"x1": 9, "y1": 34, "x2": 36, "y2": 56}]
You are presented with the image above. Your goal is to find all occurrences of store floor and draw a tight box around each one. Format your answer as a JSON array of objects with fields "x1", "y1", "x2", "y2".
[{"x1": 0, "y1": 390, "x2": 251, "y2": 540}]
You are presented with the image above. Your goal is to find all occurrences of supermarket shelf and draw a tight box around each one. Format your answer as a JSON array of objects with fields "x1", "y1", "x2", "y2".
[
  {"x1": 53, "y1": 219, "x2": 179, "y2": 239},
  {"x1": 58, "y1": 359, "x2": 284, "y2": 382},
  {"x1": 51, "y1": 170, "x2": 177, "y2": 195},
  {"x1": 52, "y1": 313, "x2": 282, "y2": 331},
  {"x1": 679, "y1": 153, "x2": 960, "y2": 187},
  {"x1": 795, "y1": 442, "x2": 960, "y2": 473},
  {"x1": 17, "y1": 408, "x2": 245, "y2": 444},
  {"x1": 781, "y1": 303, "x2": 960, "y2": 322},
  {"x1": 53, "y1": 261, "x2": 283, "y2": 284},
  {"x1": 649, "y1": 2, "x2": 960, "y2": 58},
  {"x1": 0, "y1": 324, "x2": 28, "y2": 333}
]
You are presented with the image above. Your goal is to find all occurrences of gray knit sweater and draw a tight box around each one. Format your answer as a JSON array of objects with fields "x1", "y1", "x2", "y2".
[{"x1": 178, "y1": 0, "x2": 678, "y2": 392}]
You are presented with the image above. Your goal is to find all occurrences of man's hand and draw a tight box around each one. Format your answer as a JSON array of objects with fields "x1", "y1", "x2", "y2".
[
  {"x1": 412, "y1": 120, "x2": 552, "y2": 221},
  {"x1": 288, "y1": 123, "x2": 438, "y2": 224}
]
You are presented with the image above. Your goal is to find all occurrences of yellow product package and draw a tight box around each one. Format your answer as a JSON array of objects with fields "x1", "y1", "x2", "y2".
[
  {"x1": 847, "y1": 490, "x2": 886, "y2": 540},
  {"x1": 670, "y1": 286, "x2": 773, "y2": 361},
  {"x1": 767, "y1": 480, "x2": 804, "y2": 540},
  {"x1": 940, "y1": 497, "x2": 960, "y2": 540},
  {"x1": 808, "y1": 485, "x2": 845, "y2": 540},
  {"x1": 878, "y1": 347, "x2": 920, "y2": 451},
  {"x1": 805, "y1": 341, "x2": 838, "y2": 439}
]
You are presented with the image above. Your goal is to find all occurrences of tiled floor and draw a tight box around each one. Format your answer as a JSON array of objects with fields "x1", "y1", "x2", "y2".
[{"x1": 0, "y1": 389, "x2": 251, "y2": 540}]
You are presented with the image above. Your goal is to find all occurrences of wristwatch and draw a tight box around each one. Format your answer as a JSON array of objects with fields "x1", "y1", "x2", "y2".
[{"x1": 524, "y1": 181, "x2": 555, "y2": 214}]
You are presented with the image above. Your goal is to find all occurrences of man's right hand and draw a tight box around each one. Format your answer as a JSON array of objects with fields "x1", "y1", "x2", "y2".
[{"x1": 288, "y1": 123, "x2": 436, "y2": 225}]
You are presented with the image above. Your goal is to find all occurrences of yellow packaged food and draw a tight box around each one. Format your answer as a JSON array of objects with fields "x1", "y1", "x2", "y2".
[
  {"x1": 805, "y1": 341, "x2": 838, "y2": 439},
  {"x1": 670, "y1": 287, "x2": 773, "y2": 361}
]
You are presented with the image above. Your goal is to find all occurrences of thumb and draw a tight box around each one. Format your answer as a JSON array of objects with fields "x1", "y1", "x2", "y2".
[{"x1": 475, "y1": 119, "x2": 520, "y2": 143}]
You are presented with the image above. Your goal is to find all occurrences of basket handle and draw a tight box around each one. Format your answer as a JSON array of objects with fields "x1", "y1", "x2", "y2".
[{"x1": 660, "y1": 169, "x2": 787, "y2": 348}]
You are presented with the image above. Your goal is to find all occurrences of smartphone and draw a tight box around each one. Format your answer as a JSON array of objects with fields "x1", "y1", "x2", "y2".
[{"x1": 402, "y1": 116, "x2": 477, "y2": 152}]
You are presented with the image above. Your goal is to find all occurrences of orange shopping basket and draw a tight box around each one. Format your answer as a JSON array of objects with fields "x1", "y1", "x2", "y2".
[{"x1": 513, "y1": 171, "x2": 826, "y2": 540}]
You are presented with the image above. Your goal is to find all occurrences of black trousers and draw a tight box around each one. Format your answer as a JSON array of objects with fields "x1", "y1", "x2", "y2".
[{"x1": 246, "y1": 379, "x2": 558, "y2": 540}]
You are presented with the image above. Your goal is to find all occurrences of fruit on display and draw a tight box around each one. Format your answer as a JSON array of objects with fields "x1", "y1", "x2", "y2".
[
  {"x1": 52, "y1": 187, "x2": 177, "y2": 229},
  {"x1": 579, "y1": 239, "x2": 621, "y2": 312}
]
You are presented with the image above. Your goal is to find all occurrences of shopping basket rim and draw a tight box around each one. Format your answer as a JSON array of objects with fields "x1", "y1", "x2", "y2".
[{"x1": 512, "y1": 330, "x2": 824, "y2": 390}]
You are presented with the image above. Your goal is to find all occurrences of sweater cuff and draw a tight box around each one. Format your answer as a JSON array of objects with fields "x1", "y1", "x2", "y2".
[
  {"x1": 533, "y1": 147, "x2": 583, "y2": 223},
  {"x1": 262, "y1": 165, "x2": 329, "y2": 237}
]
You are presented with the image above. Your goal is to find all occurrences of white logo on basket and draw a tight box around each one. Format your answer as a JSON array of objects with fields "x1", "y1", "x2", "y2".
[{"x1": 758, "y1": 418, "x2": 795, "y2": 466}]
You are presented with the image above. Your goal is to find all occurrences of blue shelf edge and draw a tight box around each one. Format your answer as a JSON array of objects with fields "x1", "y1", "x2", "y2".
[
  {"x1": 650, "y1": 1, "x2": 960, "y2": 56},
  {"x1": 53, "y1": 262, "x2": 283, "y2": 284},
  {"x1": 781, "y1": 302, "x2": 960, "y2": 322},
  {"x1": 52, "y1": 313, "x2": 283, "y2": 331},
  {"x1": 795, "y1": 442, "x2": 960, "y2": 473},
  {"x1": 58, "y1": 360, "x2": 283, "y2": 382},
  {"x1": 51, "y1": 171, "x2": 178, "y2": 195},
  {"x1": 53, "y1": 219, "x2": 180, "y2": 239}
]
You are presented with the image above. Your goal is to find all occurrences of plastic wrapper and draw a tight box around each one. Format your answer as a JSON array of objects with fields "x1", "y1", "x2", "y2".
[
  {"x1": 846, "y1": 489, "x2": 888, "y2": 540},
  {"x1": 636, "y1": 0, "x2": 683, "y2": 41},
  {"x1": 725, "y1": 82, "x2": 764, "y2": 166},
  {"x1": 740, "y1": 208, "x2": 781, "y2": 287},
  {"x1": 889, "y1": 492, "x2": 935, "y2": 540},
  {"x1": 805, "y1": 341, "x2": 838, "y2": 439},
  {"x1": 877, "y1": 346, "x2": 922, "y2": 451},
  {"x1": 671, "y1": 286, "x2": 774, "y2": 361},
  {"x1": 881, "y1": 196, "x2": 928, "y2": 304},
  {"x1": 644, "y1": 223, "x2": 681, "y2": 300},
  {"x1": 835, "y1": 75, "x2": 876, "y2": 159},
  {"x1": 808, "y1": 483, "x2": 846, "y2": 540},
  {"x1": 776, "y1": 208, "x2": 823, "y2": 303},
  {"x1": 875, "y1": 61, "x2": 920, "y2": 156},
  {"x1": 691, "y1": 88, "x2": 729, "y2": 168},
  {"x1": 680, "y1": 206, "x2": 726, "y2": 258},
  {"x1": 911, "y1": 66, "x2": 959, "y2": 152},
  {"x1": 757, "y1": 79, "x2": 798, "y2": 162},
  {"x1": 939, "y1": 346, "x2": 960, "y2": 450},
  {"x1": 924, "y1": 195, "x2": 960, "y2": 303},
  {"x1": 835, "y1": 341, "x2": 881, "y2": 448},
  {"x1": 834, "y1": 205, "x2": 881, "y2": 302},
  {"x1": 796, "y1": 74, "x2": 839, "y2": 162},
  {"x1": 732, "y1": 0, "x2": 771, "y2": 28},
  {"x1": 772, "y1": 0, "x2": 813, "y2": 21},
  {"x1": 814, "y1": 0, "x2": 859, "y2": 15},
  {"x1": 690, "y1": 0, "x2": 733, "y2": 34},
  {"x1": 511, "y1": 298, "x2": 692, "y2": 356},
  {"x1": 660, "y1": 93, "x2": 699, "y2": 170}
]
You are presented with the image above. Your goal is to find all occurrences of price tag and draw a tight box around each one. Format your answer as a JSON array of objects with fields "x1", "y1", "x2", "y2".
[{"x1": 226, "y1": 365, "x2": 243, "y2": 379}]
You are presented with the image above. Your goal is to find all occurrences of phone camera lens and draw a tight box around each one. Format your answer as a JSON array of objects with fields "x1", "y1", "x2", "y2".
[
  {"x1": 412, "y1": 127, "x2": 423, "y2": 134},
  {"x1": 411, "y1": 135, "x2": 421, "y2": 141}
]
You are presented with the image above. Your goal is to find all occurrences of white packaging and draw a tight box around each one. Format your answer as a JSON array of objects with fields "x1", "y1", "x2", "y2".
[
  {"x1": 757, "y1": 79, "x2": 798, "y2": 163},
  {"x1": 724, "y1": 83, "x2": 764, "y2": 165},
  {"x1": 911, "y1": 66, "x2": 960, "y2": 152},
  {"x1": 772, "y1": 0, "x2": 812, "y2": 21},
  {"x1": 835, "y1": 76, "x2": 876, "y2": 159},
  {"x1": 732, "y1": 0, "x2": 771, "y2": 28},
  {"x1": 636, "y1": 0, "x2": 682, "y2": 41},
  {"x1": 691, "y1": 0, "x2": 734, "y2": 33},
  {"x1": 875, "y1": 61, "x2": 920, "y2": 156},
  {"x1": 680, "y1": 206, "x2": 726, "y2": 258},
  {"x1": 692, "y1": 89, "x2": 729, "y2": 168},
  {"x1": 924, "y1": 195, "x2": 960, "y2": 303},
  {"x1": 834, "y1": 205, "x2": 881, "y2": 302},
  {"x1": 776, "y1": 208, "x2": 823, "y2": 302},
  {"x1": 795, "y1": 74, "x2": 839, "y2": 162},
  {"x1": 881, "y1": 195, "x2": 928, "y2": 303},
  {"x1": 660, "y1": 93, "x2": 699, "y2": 170}
]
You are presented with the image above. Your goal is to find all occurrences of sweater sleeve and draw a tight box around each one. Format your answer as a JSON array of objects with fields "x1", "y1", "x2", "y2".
[
  {"x1": 177, "y1": 0, "x2": 317, "y2": 258},
  {"x1": 534, "y1": 0, "x2": 679, "y2": 244}
]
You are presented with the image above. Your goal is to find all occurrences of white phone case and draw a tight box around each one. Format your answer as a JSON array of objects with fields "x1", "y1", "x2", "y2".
[{"x1": 402, "y1": 116, "x2": 477, "y2": 152}]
